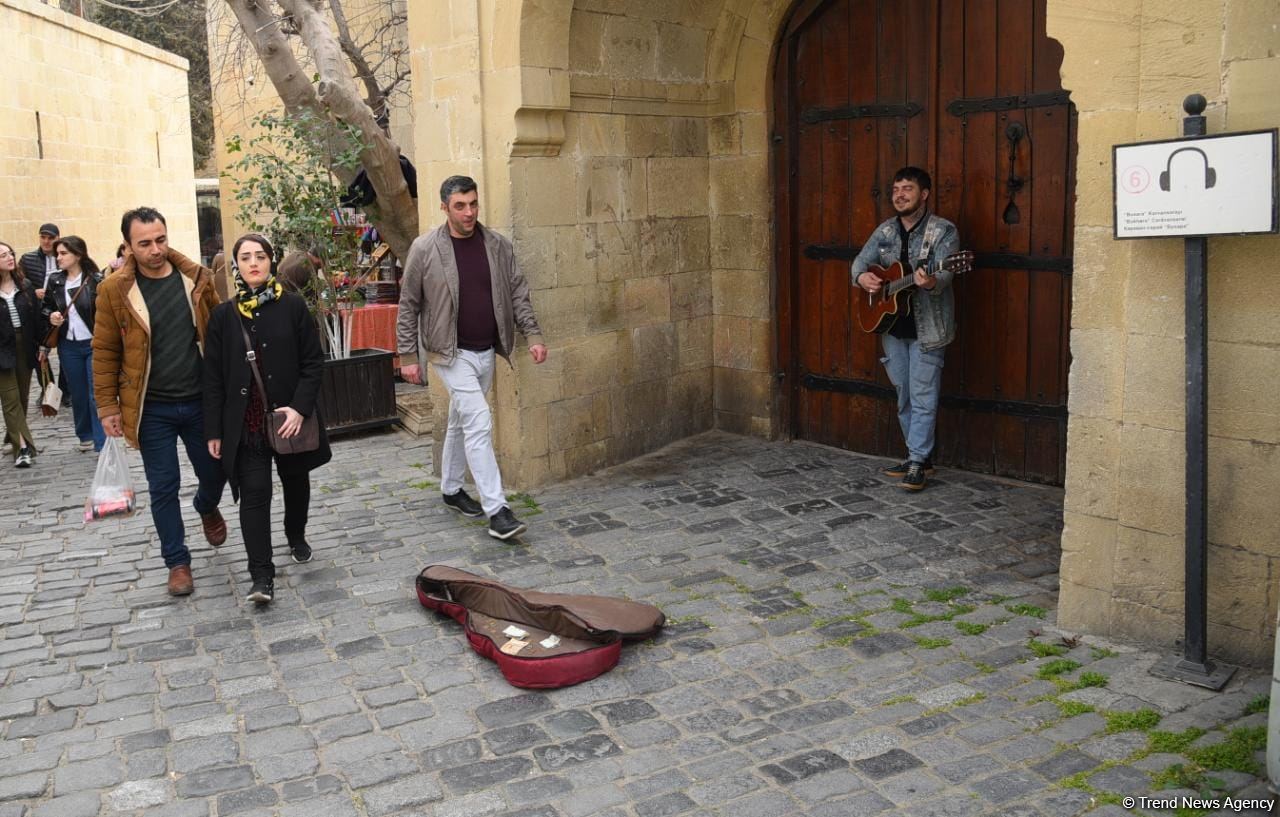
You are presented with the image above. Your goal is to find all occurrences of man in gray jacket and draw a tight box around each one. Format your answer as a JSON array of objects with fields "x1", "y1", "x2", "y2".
[
  {"x1": 852, "y1": 167, "x2": 960, "y2": 492},
  {"x1": 397, "y1": 175, "x2": 547, "y2": 540}
]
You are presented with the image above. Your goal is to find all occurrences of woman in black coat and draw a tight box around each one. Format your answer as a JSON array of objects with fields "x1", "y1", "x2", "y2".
[
  {"x1": 204, "y1": 234, "x2": 331, "y2": 605},
  {"x1": 41, "y1": 235, "x2": 105, "y2": 452},
  {"x1": 0, "y1": 241, "x2": 40, "y2": 466}
]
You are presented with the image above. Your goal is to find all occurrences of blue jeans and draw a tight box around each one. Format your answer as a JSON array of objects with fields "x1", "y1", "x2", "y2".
[
  {"x1": 58, "y1": 339, "x2": 105, "y2": 451},
  {"x1": 137, "y1": 400, "x2": 226, "y2": 568},
  {"x1": 881, "y1": 334, "x2": 946, "y2": 464}
]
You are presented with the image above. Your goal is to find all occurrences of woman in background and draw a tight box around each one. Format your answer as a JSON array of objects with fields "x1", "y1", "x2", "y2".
[
  {"x1": 204, "y1": 233, "x2": 330, "y2": 605},
  {"x1": 0, "y1": 241, "x2": 40, "y2": 466},
  {"x1": 41, "y1": 235, "x2": 105, "y2": 453}
]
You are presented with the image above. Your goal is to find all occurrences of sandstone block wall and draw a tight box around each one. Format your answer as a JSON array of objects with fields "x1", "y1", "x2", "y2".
[
  {"x1": 0, "y1": 0, "x2": 198, "y2": 263},
  {"x1": 408, "y1": 0, "x2": 788, "y2": 488},
  {"x1": 1051, "y1": 0, "x2": 1280, "y2": 665}
]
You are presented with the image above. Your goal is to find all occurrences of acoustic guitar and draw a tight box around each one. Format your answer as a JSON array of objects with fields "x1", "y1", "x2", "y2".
[{"x1": 855, "y1": 250, "x2": 974, "y2": 334}]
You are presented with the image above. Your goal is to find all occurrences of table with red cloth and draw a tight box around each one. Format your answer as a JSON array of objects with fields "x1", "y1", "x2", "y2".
[{"x1": 347, "y1": 303, "x2": 400, "y2": 367}]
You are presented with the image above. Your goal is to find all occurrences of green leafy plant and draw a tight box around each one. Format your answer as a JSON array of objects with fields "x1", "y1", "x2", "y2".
[{"x1": 224, "y1": 110, "x2": 372, "y2": 357}]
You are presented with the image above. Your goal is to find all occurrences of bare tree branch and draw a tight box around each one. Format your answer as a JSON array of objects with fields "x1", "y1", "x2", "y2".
[
  {"x1": 220, "y1": 0, "x2": 418, "y2": 259},
  {"x1": 271, "y1": 0, "x2": 416, "y2": 258},
  {"x1": 326, "y1": 0, "x2": 385, "y2": 125}
]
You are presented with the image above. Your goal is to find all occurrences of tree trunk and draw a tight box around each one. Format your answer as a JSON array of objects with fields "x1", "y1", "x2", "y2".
[{"x1": 221, "y1": 0, "x2": 418, "y2": 260}]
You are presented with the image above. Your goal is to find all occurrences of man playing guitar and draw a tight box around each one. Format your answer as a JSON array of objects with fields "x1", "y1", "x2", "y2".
[{"x1": 851, "y1": 166, "x2": 960, "y2": 491}]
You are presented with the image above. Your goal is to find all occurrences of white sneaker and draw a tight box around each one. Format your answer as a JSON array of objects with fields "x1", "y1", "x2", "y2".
[
  {"x1": 15, "y1": 448, "x2": 31, "y2": 468},
  {"x1": 77, "y1": 440, "x2": 94, "y2": 452}
]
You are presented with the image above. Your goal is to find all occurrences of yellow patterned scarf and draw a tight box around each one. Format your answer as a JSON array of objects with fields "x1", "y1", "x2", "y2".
[{"x1": 233, "y1": 272, "x2": 283, "y2": 319}]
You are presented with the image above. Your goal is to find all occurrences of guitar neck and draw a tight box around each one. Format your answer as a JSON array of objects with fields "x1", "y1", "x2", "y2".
[{"x1": 887, "y1": 268, "x2": 929, "y2": 296}]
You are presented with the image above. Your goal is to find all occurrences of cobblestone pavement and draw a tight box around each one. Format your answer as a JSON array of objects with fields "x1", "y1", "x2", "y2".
[{"x1": 1, "y1": 410, "x2": 1274, "y2": 817}]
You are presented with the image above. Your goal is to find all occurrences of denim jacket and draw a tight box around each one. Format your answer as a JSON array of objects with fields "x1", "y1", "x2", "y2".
[{"x1": 851, "y1": 213, "x2": 960, "y2": 351}]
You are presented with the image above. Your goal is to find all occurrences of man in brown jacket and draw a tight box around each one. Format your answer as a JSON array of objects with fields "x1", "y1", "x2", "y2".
[
  {"x1": 397, "y1": 175, "x2": 546, "y2": 541},
  {"x1": 93, "y1": 207, "x2": 228, "y2": 596}
]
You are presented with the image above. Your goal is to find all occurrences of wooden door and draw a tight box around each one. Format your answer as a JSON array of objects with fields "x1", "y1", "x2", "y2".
[{"x1": 773, "y1": 0, "x2": 1075, "y2": 484}]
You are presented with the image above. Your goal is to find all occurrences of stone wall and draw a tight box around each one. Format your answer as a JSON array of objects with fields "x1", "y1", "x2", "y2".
[
  {"x1": 1050, "y1": 0, "x2": 1280, "y2": 665},
  {"x1": 0, "y1": 0, "x2": 197, "y2": 262},
  {"x1": 408, "y1": 0, "x2": 788, "y2": 488}
]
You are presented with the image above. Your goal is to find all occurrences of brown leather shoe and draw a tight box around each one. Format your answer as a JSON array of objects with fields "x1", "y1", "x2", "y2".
[
  {"x1": 201, "y1": 510, "x2": 227, "y2": 547},
  {"x1": 167, "y1": 565, "x2": 194, "y2": 596}
]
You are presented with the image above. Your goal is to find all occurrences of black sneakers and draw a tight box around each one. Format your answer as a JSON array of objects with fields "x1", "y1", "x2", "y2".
[
  {"x1": 443, "y1": 489, "x2": 484, "y2": 518},
  {"x1": 883, "y1": 459, "x2": 935, "y2": 478},
  {"x1": 290, "y1": 541, "x2": 312, "y2": 564},
  {"x1": 901, "y1": 462, "x2": 929, "y2": 492},
  {"x1": 246, "y1": 580, "x2": 274, "y2": 605},
  {"x1": 14, "y1": 447, "x2": 31, "y2": 468},
  {"x1": 488, "y1": 507, "x2": 527, "y2": 541}
]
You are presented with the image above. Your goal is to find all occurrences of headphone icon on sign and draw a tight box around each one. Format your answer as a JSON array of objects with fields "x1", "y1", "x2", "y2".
[{"x1": 1159, "y1": 146, "x2": 1217, "y2": 191}]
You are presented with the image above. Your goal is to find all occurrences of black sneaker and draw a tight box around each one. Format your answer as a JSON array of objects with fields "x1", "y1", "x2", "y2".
[
  {"x1": 882, "y1": 458, "x2": 935, "y2": 478},
  {"x1": 246, "y1": 580, "x2": 274, "y2": 605},
  {"x1": 290, "y1": 541, "x2": 312, "y2": 564},
  {"x1": 488, "y1": 507, "x2": 527, "y2": 541},
  {"x1": 443, "y1": 489, "x2": 484, "y2": 518},
  {"x1": 15, "y1": 447, "x2": 31, "y2": 468},
  {"x1": 901, "y1": 462, "x2": 928, "y2": 492}
]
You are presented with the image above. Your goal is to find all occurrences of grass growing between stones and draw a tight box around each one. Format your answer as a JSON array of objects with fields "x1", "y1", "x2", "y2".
[
  {"x1": 1146, "y1": 727, "x2": 1207, "y2": 755},
  {"x1": 913, "y1": 636, "x2": 952, "y2": 649},
  {"x1": 1028, "y1": 639, "x2": 1069, "y2": 658},
  {"x1": 1055, "y1": 700, "x2": 1095, "y2": 717},
  {"x1": 1243, "y1": 694, "x2": 1269, "y2": 715},
  {"x1": 507, "y1": 492, "x2": 542, "y2": 516},
  {"x1": 1004, "y1": 603, "x2": 1047, "y2": 619},
  {"x1": 955, "y1": 621, "x2": 988, "y2": 636},
  {"x1": 1057, "y1": 761, "x2": 1126, "y2": 807},
  {"x1": 890, "y1": 596, "x2": 978, "y2": 629},
  {"x1": 923, "y1": 586, "x2": 971, "y2": 603},
  {"x1": 1036, "y1": 659, "x2": 1080, "y2": 680},
  {"x1": 1050, "y1": 671, "x2": 1109, "y2": 693},
  {"x1": 1186, "y1": 725, "x2": 1266, "y2": 775},
  {"x1": 409, "y1": 479, "x2": 437, "y2": 490},
  {"x1": 1103, "y1": 709, "x2": 1161, "y2": 734}
]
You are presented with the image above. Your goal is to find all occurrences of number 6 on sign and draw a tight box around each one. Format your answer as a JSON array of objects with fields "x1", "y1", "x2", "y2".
[{"x1": 1123, "y1": 166, "x2": 1151, "y2": 194}]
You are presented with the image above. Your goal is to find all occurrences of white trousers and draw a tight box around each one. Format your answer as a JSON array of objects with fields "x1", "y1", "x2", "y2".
[{"x1": 432, "y1": 348, "x2": 506, "y2": 517}]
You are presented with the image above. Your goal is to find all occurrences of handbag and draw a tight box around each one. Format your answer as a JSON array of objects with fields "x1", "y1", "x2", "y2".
[
  {"x1": 239, "y1": 321, "x2": 320, "y2": 455},
  {"x1": 38, "y1": 359, "x2": 61, "y2": 417}
]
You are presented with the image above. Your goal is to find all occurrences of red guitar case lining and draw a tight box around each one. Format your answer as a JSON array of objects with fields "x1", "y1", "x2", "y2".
[{"x1": 415, "y1": 565, "x2": 665, "y2": 689}]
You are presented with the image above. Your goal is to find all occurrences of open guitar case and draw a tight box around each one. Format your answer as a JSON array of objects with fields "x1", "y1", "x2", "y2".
[{"x1": 415, "y1": 565, "x2": 665, "y2": 689}]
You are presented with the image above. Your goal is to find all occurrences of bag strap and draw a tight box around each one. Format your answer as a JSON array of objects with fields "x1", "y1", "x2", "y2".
[{"x1": 238, "y1": 321, "x2": 271, "y2": 408}]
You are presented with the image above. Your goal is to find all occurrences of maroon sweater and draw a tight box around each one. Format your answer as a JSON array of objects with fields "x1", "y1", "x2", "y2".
[{"x1": 451, "y1": 228, "x2": 499, "y2": 352}]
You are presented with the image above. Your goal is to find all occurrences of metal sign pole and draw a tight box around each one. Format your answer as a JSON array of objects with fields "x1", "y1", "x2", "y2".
[{"x1": 1151, "y1": 94, "x2": 1236, "y2": 690}]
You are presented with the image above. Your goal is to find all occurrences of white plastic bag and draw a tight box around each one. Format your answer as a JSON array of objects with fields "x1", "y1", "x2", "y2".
[{"x1": 85, "y1": 438, "x2": 136, "y2": 522}]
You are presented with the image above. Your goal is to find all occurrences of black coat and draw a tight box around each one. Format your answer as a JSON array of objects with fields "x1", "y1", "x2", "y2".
[
  {"x1": 0, "y1": 282, "x2": 41, "y2": 371},
  {"x1": 203, "y1": 292, "x2": 331, "y2": 488},
  {"x1": 19, "y1": 249, "x2": 53, "y2": 291},
  {"x1": 40, "y1": 269, "x2": 101, "y2": 346}
]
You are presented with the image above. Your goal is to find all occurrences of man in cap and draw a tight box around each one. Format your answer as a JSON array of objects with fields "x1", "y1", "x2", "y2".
[
  {"x1": 21, "y1": 224, "x2": 70, "y2": 405},
  {"x1": 20, "y1": 223, "x2": 59, "y2": 300}
]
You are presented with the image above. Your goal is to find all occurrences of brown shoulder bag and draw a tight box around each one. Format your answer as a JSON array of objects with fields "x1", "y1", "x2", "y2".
[{"x1": 239, "y1": 321, "x2": 320, "y2": 455}]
